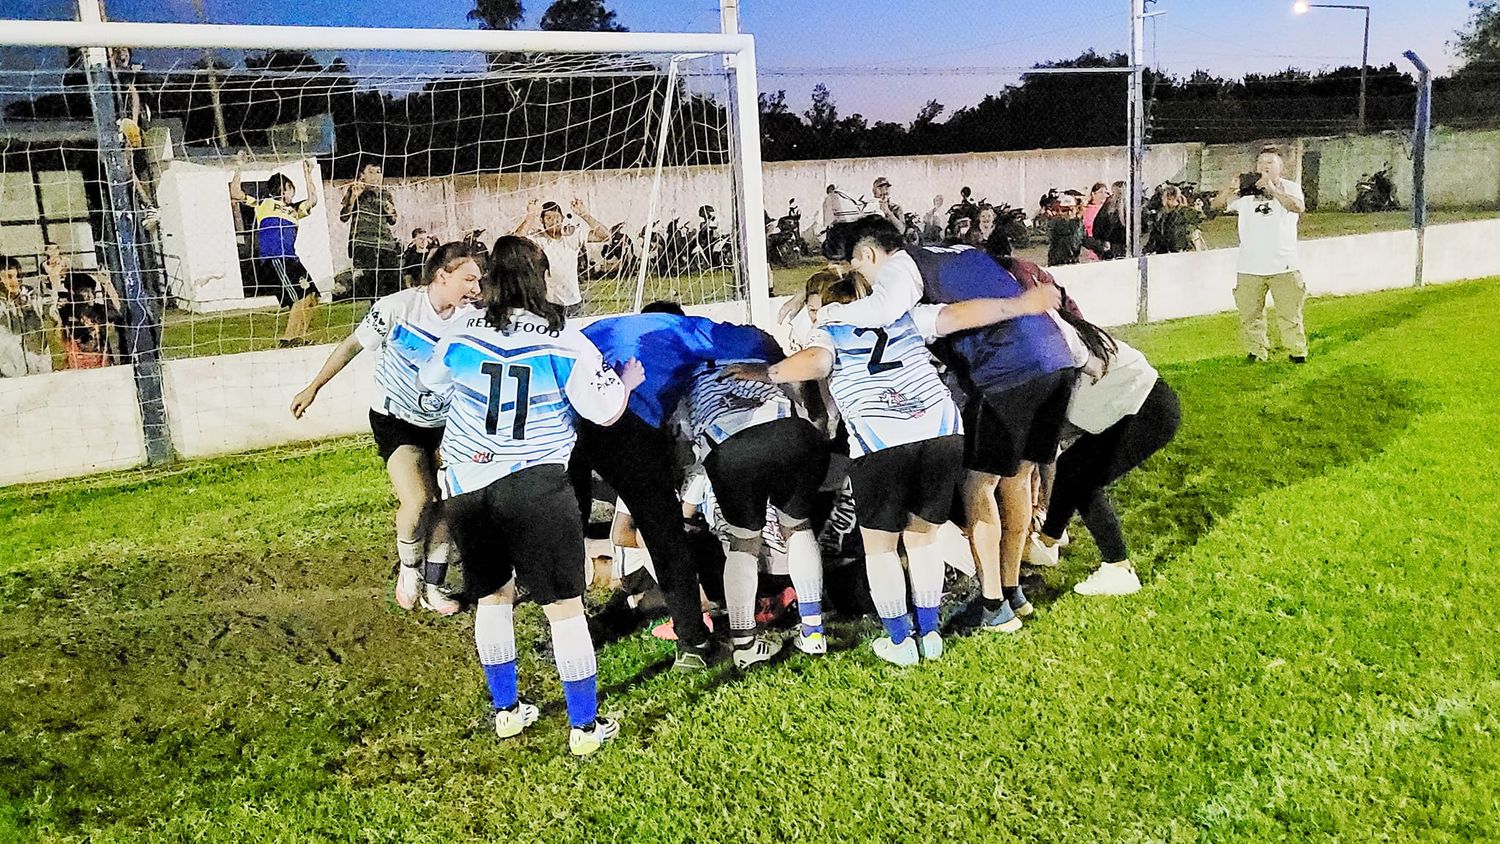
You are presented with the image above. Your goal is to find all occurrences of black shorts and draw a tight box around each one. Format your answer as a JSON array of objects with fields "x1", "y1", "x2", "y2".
[
  {"x1": 259, "y1": 257, "x2": 319, "y2": 309},
  {"x1": 369, "y1": 409, "x2": 444, "y2": 463},
  {"x1": 445, "y1": 463, "x2": 585, "y2": 605},
  {"x1": 963, "y1": 369, "x2": 1077, "y2": 477},
  {"x1": 847, "y1": 434, "x2": 965, "y2": 533},
  {"x1": 704, "y1": 416, "x2": 829, "y2": 530}
]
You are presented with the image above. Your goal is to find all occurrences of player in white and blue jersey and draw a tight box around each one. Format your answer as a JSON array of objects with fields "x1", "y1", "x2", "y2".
[
  {"x1": 418, "y1": 235, "x2": 643, "y2": 757},
  {"x1": 291, "y1": 242, "x2": 481, "y2": 616},
  {"x1": 681, "y1": 354, "x2": 830, "y2": 667},
  {"x1": 726, "y1": 270, "x2": 964, "y2": 666}
]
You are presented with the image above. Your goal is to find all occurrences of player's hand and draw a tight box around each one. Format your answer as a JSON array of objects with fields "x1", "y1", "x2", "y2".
[
  {"x1": 570, "y1": 197, "x2": 587, "y2": 214},
  {"x1": 1019, "y1": 284, "x2": 1063, "y2": 315},
  {"x1": 616, "y1": 358, "x2": 645, "y2": 391},
  {"x1": 290, "y1": 388, "x2": 317, "y2": 419},
  {"x1": 720, "y1": 362, "x2": 772, "y2": 383},
  {"x1": 777, "y1": 292, "x2": 806, "y2": 324}
]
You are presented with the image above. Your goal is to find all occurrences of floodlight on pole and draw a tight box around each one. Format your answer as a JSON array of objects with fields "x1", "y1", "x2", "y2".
[{"x1": 1291, "y1": 3, "x2": 1371, "y2": 133}]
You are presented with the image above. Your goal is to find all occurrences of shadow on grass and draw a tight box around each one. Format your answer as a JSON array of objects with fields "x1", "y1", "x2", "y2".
[
  {"x1": 1021, "y1": 358, "x2": 1422, "y2": 610},
  {"x1": 1309, "y1": 281, "x2": 1490, "y2": 353}
]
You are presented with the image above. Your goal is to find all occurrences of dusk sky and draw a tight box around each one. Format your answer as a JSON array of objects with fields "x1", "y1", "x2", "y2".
[{"x1": 0, "y1": 0, "x2": 1477, "y2": 123}]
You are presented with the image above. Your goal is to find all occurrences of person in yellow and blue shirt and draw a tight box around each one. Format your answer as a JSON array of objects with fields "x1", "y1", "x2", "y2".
[{"x1": 230, "y1": 154, "x2": 321, "y2": 346}]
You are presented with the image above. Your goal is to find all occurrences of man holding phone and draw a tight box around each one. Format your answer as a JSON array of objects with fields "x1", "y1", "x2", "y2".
[{"x1": 1213, "y1": 145, "x2": 1309, "y2": 363}]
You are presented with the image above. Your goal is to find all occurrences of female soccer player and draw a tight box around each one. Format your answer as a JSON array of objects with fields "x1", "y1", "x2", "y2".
[
  {"x1": 290, "y1": 242, "x2": 482, "y2": 615},
  {"x1": 418, "y1": 236, "x2": 643, "y2": 756}
]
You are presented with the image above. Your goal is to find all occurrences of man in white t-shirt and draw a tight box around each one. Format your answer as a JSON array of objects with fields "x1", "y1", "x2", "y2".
[
  {"x1": 1214, "y1": 146, "x2": 1309, "y2": 363},
  {"x1": 513, "y1": 197, "x2": 609, "y2": 315}
]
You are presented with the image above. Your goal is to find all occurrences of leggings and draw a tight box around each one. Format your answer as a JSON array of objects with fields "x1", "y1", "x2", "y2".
[
  {"x1": 569, "y1": 412, "x2": 711, "y2": 648},
  {"x1": 1042, "y1": 379, "x2": 1181, "y2": 562}
]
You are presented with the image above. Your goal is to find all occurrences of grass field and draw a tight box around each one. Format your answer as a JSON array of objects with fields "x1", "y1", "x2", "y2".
[{"x1": 5, "y1": 278, "x2": 1500, "y2": 841}]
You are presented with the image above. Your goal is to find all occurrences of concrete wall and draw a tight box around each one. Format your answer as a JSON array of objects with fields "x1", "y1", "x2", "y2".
[
  {"x1": 0, "y1": 366, "x2": 147, "y2": 485},
  {"x1": 9, "y1": 218, "x2": 1500, "y2": 486}
]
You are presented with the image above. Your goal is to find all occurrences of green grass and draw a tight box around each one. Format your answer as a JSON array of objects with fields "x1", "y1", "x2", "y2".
[{"x1": 5, "y1": 279, "x2": 1500, "y2": 841}]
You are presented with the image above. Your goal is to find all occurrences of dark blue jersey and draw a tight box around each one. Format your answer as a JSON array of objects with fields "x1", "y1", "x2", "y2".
[
  {"x1": 905, "y1": 245, "x2": 1075, "y2": 395},
  {"x1": 582, "y1": 313, "x2": 784, "y2": 428}
]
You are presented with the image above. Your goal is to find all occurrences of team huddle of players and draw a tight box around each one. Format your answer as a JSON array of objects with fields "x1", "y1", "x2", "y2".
[{"x1": 292, "y1": 214, "x2": 1182, "y2": 757}]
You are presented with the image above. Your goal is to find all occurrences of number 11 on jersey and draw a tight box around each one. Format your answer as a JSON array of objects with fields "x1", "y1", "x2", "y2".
[{"x1": 481, "y1": 361, "x2": 532, "y2": 439}]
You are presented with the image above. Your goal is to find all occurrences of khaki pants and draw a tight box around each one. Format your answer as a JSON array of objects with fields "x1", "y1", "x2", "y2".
[{"x1": 1234, "y1": 270, "x2": 1307, "y2": 359}]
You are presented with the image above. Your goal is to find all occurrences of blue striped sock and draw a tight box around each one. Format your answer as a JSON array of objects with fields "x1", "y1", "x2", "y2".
[
  {"x1": 562, "y1": 677, "x2": 598, "y2": 729},
  {"x1": 881, "y1": 614, "x2": 912, "y2": 645},
  {"x1": 482, "y1": 661, "x2": 518, "y2": 710},
  {"x1": 798, "y1": 600, "x2": 823, "y2": 636},
  {"x1": 915, "y1": 605, "x2": 940, "y2": 636}
]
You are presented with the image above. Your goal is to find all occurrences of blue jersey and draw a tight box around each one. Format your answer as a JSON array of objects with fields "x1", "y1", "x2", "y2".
[
  {"x1": 419, "y1": 312, "x2": 627, "y2": 496},
  {"x1": 807, "y1": 313, "x2": 960, "y2": 457},
  {"x1": 904, "y1": 246, "x2": 1076, "y2": 395},
  {"x1": 582, "y1": 313, "x2": 783, "y2": 428}
]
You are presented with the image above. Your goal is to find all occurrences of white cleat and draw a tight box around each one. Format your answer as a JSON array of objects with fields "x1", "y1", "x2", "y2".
[
  {"x1": 871, "y1": 635, "x2": 920, "y2": 667},
  {"x1": 918, "y1": 630, "x2": 944, "y2": 661},
  {"x1": 394, "y1": 564, "x2": 422, "y2": 609},
  {"x1": 493, "y1": 702, "x2": 540, "y2": 739},
  {"x1": 732, "y1": 634, "x2": 785, "y2": 669},
  {"x1": 420, "y1": 584, "x2": 462, "y2": 616},
  {"x1": 1073, "y1": 561, "x2": 1142, "y2": 596},
  {"x1": 1026, "y1": 534, "x2": 1060, "y2": 568},
  {"x1": 569, "y1": 717, "x2": 621, "y2": 757},
  {"x1": 794, "y1": 631, "x2": 827, "y2": 655}
]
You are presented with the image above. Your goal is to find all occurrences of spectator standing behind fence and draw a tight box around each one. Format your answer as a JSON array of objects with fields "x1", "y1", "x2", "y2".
[
  {"x1": 1094, "y1": 183, "x2": 1129, "y2": 259},
  {"x1": 232, "y1": 154, "x2": 322, "y2": 347},
  {"x1": 1146, "y1": 186, "x2": 1207, "y2": 255},
  {"x1": 1212, "y1": 146, "x2": 1308, "y2": 363},
  {"x1": 0, "y1": 256, "x2": 52, "y2": 377},
  {"x1": 512, "y1": 197, "x2": 609, "y2": 317},
  {"x1": 1082, "y1": 182, "x2": 1109, "y2": 237},
  {"x1": 872, "y1": 177, "x2": 903, "y2": 229},
  {"x1": 341, "y1": 160, "x2": 401, "y2": 301}
]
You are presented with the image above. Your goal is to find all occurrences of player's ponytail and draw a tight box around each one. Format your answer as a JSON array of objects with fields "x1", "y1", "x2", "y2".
[
  {"x1": 1055, "y1": 308, "x2": 1119, "y2": 373},
  {"x1": 483, "y1": 235, "x2": 565, "y2": 333}
]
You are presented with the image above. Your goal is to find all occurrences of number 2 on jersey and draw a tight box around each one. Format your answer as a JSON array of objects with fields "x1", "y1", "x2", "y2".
[
  {"x1": 480, "y1": 361, "x2": 532, "y2": 439},
  {"x1": 854, "y1": 327, "x2": 904, "y2": 375}
]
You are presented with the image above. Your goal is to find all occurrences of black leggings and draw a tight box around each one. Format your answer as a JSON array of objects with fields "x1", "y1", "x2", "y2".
[
  {"x1": 569, "y1": 412, "x2": 711, "y2": 647},
  {"x1": 1042, "y1": 379, "x2": 1181, "y2": 562}
]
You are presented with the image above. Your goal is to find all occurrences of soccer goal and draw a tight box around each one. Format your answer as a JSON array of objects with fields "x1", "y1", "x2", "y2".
[{"x1": 0, "y1": 19, "x2": 770, "y2": 479}]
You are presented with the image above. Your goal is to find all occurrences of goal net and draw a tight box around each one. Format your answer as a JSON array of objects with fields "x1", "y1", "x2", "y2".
[{"x1": 0, "y1": 21, "x2": 767, "y2": 484}]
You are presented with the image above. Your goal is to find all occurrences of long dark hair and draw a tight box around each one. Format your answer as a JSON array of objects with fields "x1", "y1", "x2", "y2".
[
  {"x1": 1056, "y1": 307, "x2": 1119, "y2": 373},
  {"x1": 483, "y1": 235, "x2": 564, "y2": 333}
]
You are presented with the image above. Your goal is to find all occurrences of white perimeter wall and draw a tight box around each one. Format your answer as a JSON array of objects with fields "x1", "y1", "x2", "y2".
[{"x1": 6, "y1": 218, "x2": 1499, "y2": 486}]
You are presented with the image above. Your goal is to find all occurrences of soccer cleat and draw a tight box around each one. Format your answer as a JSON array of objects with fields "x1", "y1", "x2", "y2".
[
  {"x1": 1073, "y1": 561, "x2": 1142, "y2": 596},
  {"x1": 493, "y1": 702, "x2": 539, "y2": 739},
  {"x1": 672, "y1": 638, "x2": 730, "y2": 672},
  {"x1": 979, "y1": 601, "x2": 1023, "y2": 633},
  {"x1": 1056, "y1": 529, "x2": 1072, "y2": 549},
  {"x1": 871, "y1": 635, "x2": 920, "y2": 667},
  {"x1": 394, "y1": 564, "x2": 422, "y2": 610},
  {"x1": 794, "y1": 631, "x2": 827, "y2": 656},
  {"x1": 732, "y1": 634, "x2": 785, "y2": 669},
  {"x1": 1290, "y1": 354, "x2": 1307, "y2": 364},
  {"x1": 420, "y1": 584, "x2": 462, "y2": 616},
  {"x1": 568, "y1": 717, "x2": 621, "y2": 757},
  {"x1": 1026, "y1": 534, "x2": 1060, "y2": 568},
  {"x1": 918, "y1": 630, "x2": 944, "y2": 661}
]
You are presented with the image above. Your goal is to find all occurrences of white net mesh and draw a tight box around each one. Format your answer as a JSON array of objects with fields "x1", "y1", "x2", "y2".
[{"x1": 0, "y1": 40, "x2": 754, "y2": 484}]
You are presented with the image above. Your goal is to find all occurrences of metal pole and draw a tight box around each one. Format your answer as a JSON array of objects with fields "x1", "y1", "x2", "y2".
[
  {"x1": 719, "y1": 0, "x2": 760, "y2": 324},
  {"x1": 1359, "y1": 7, "x2": 1369, "y2": 134},
  {"x1": 77, "y1": 0, "x2": 173, "y2": 464},
  {"x1": 632, "y1": 58, "x2": 681, "y2": 314},
  {"x1": 1405, "y1": 50, "x2": 1431, "y2": 287},
  {"x1": 1130, "y1": 0, "x2": 1148, "y2": 323}
]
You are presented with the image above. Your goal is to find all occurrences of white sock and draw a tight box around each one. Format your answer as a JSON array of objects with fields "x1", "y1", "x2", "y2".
[
  {"x1": 907, "y1": 542, "x2": 945, "y2": 612},
  {"x1": 723, "y1": 547, "x2": 759, "y2": 641},
  {"x1": 475, "y1": 602, "x2": 517, "y2": 665},
  {"x1": 397, "y1": 536, "x2": 423, "y2": 568},
  {"x1": 865, "y1": 550, "x2": 908, "y2": 620},
  {"x1": 549, "y1": 614, "x2": 597, "y2": 683}
]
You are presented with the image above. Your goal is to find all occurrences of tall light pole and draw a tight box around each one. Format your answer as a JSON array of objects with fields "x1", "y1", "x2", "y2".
[{"x1": 1293, "y1": 1, "x2": 1371, "y2": 134}]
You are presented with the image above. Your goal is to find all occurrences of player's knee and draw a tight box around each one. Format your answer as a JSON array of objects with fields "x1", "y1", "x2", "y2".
[{"x1": 724, "y1": 523, "x2": 762, "y2": 555}]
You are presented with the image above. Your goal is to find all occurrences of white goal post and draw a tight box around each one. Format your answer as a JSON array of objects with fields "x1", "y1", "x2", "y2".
[{"x1": 3, "y1": 18, "x2": 774, "y2": 327}]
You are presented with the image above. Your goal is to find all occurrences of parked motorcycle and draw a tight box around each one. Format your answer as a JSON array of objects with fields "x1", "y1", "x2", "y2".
[
  {"x1": 1352, "y1": 166, "x2": 1399, "y2": 213},
  {"x1": 768, "y1": 199, "x2": 811, "y2": 267}
]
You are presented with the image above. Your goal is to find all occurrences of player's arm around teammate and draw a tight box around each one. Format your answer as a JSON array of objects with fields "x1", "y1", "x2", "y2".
[
  {"x1": 418, "y1": 236, "x2": 643, "y2": 756},
  {"x1": 290, "y1": 243, "x2": 483, "y2": 615}
]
